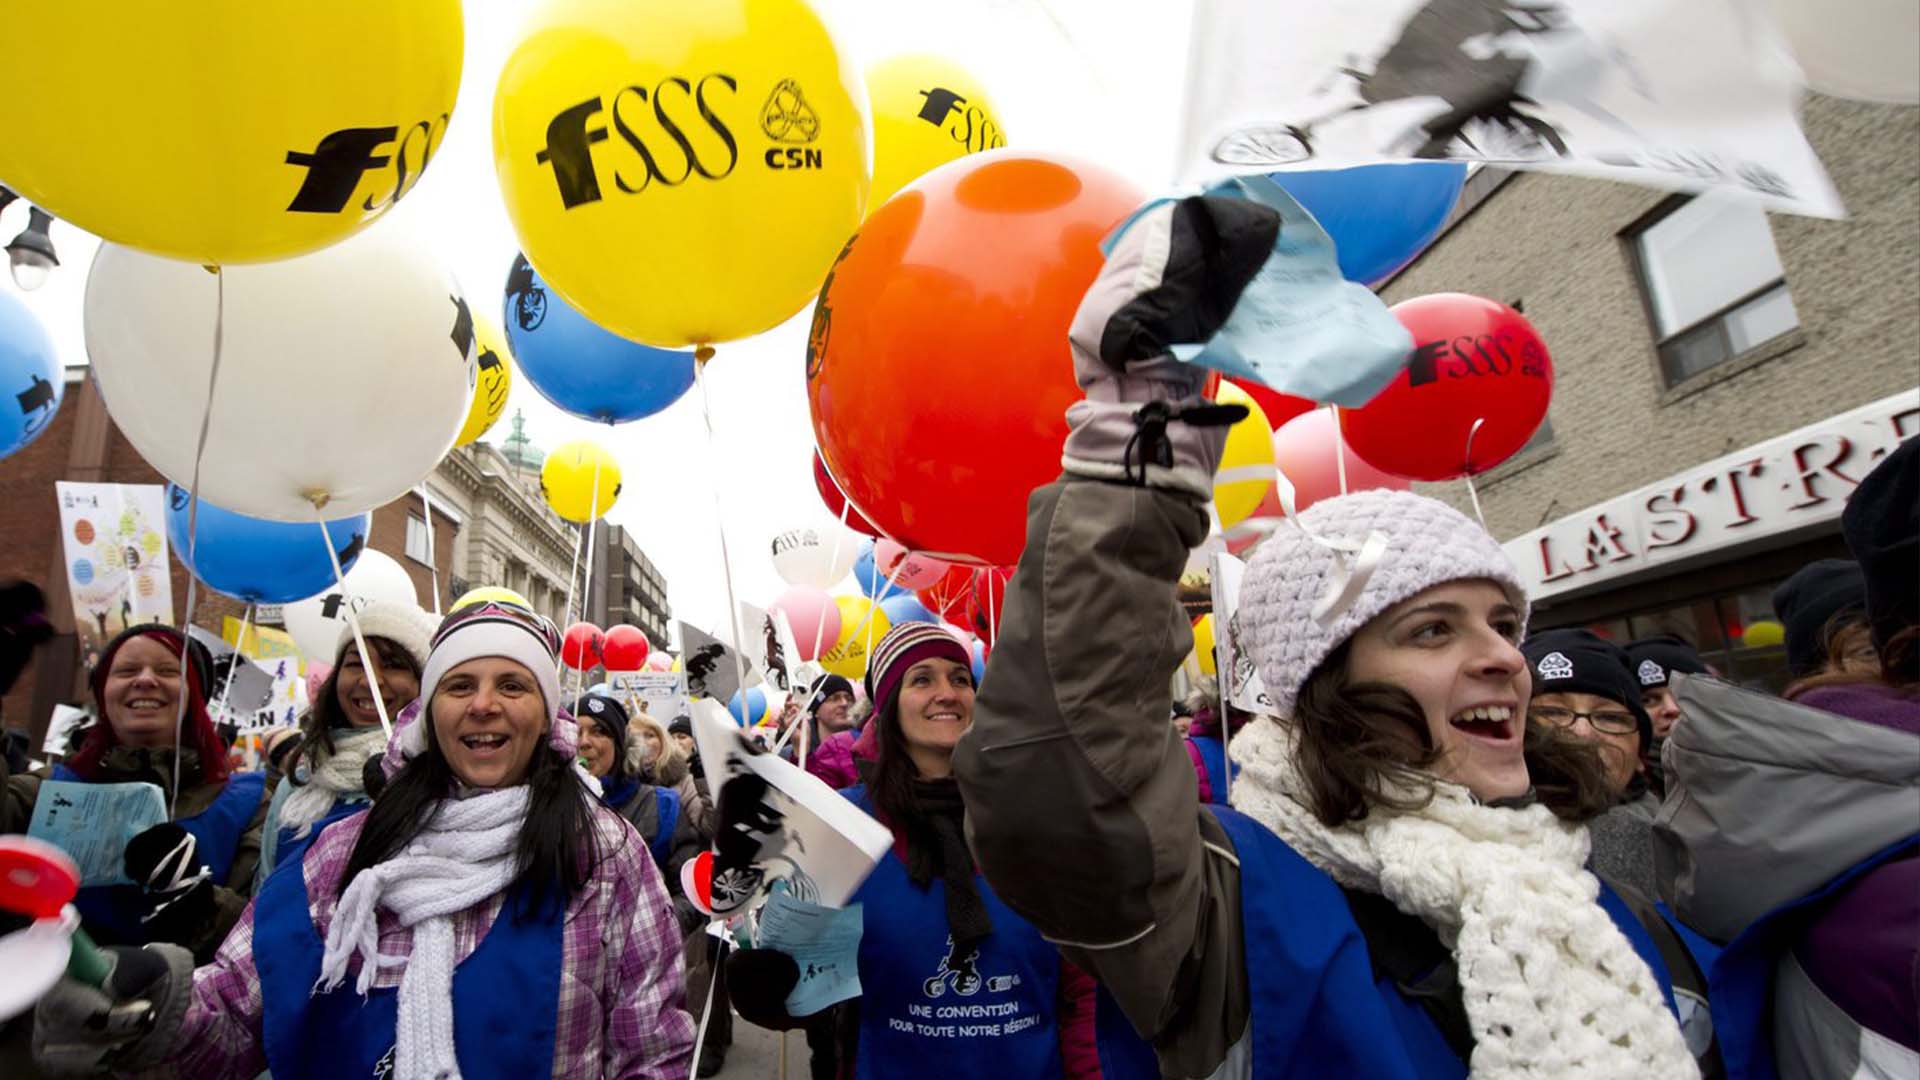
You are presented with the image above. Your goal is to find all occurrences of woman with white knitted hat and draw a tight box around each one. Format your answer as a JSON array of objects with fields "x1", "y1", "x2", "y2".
[
  {"x1": 952, "y1": 194, "x2": 1713, "y2": 1079},
  {"x1": 33, "y1": 598, "x2": 695, "y2": 1079},
  {"x1": 255, "y1": 599, "x2": 440, "y2": 886}
]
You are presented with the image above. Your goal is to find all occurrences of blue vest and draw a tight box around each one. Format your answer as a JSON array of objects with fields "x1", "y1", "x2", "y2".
[
  {"x1": 253, "y1": 843, "x2": 565, "y2": 1080},
  {"x1": 1210, "y1": 807, "x2": 1680, "y2": 1078},
  {"x1": 1189, "y1": 736, "x2": 1234, "y2": 806},
  {"x1": 273, "y1": 797, "x2": 366, "y2": 878},
  {"x1": 52, "y1": 766, "x2": 264, "y2": 945},
  {"x1": 1708, "y1": 836, "x2": 1917, "y2": 1080},
  {"x1": 649, "y1": 786, "x2": 681, "y2": 869},
  {"x1": 842, "y1": 786, "x2": 1065, "y2": 1080}
]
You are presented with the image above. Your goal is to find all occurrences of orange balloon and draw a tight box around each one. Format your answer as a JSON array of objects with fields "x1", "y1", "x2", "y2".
[{"x1": 805, "y1": 152, "x2": 1142, "y2": 566}]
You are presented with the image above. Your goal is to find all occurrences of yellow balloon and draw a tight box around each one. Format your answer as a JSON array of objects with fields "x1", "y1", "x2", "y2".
[
  {"x1": 454, "y1": 316, "x2": 514, "y2": 447},
  {"x1": 451, "y1": 586, "x2": 533, "y2": 613},
  {"x1": 541, "y1": 440, "x2": 623, "y2": 523},
  {"x1": 1742, "y1": 620, "x2": 1787, "y2": 649},
  {"x1": 819, "y1": 595, "x2": 892, "y2": 679},
  {"x1": 493, "y1": 0, "x2": 871, "y2": 347},
  {"x1": 1192, "y1": 614, "x2": 1219, "y2": 677},
  {"x1": 1213, "y1": 383, "x2": 1276, "y2": 530},
  {"x1": 866, "y1": 54, "x2": 1007, "y2": 211},
  {"x1": 0, "y1": 3, "x2": 462, "y2": 264}
]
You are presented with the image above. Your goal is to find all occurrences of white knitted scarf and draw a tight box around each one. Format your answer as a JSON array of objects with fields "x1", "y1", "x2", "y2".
[
  {"x1": 1229, "y1": 719, "x2": 1699, "y2": 1079},
  {"x1": 317, "y1": 785, "x2": 530, "y2": 1080},
  {"x1": 279, "y1": 727, "x2": 387, "y2": 837}
]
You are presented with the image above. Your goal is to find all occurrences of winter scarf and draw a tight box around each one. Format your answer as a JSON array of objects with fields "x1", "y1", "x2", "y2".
[
  {"x1": 1230, "y1": 719, "x2": 1697, "y2": 1079},
  {"x1": 279, "y1": 727, "x2": 387, "y2": 837},
  {"x1": 317, "y1": 785, "x2": 531, "y2": 1080},
  {"x1": 902, "y1": 775, "x2": 993, "y2": 953}
]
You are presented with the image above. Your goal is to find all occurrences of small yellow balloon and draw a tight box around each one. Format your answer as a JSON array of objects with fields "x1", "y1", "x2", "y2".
[
  {"x1": 819, "y1": 595, "x2": 892, "y2": 679},
  {"x1": 493, "y1": 0, "x2": 871, "y2": 347},
  {"x1": 1192, "y1": 614, "x2": 1219, "y2": 677},
  {"x1": 0, "y1": 3, "x2": 463, "y2": 264},
  {"x1": 1213, "y1": 383, "x2": 1276, "y2": 530},
  {"x1": 451, "y1": 586, "x2": 532, "y2": 613},
  {"x1": 541, "y1": 439, "x2": 623, "y2": 523},
  {"x1": 454, "y1": 316, "x2": 514, "y2": 447},
  {"x1": 1742, "y1": 620, "x2": 1787, "y2": 649},
  {"x1": 866, "y1": 54, "x2": 1007, "y2": 211}
]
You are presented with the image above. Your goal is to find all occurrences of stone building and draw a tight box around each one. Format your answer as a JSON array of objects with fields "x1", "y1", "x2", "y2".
[
  {"x1": 583, "y1": 523, "x2": 673, "y2": 648},
  {"x1": 1378, "y1": 94, "x2": 1919, "y2": 689}
]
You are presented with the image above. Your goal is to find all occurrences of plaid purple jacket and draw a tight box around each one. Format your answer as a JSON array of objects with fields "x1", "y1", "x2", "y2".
[{"x1": 161, "y1": 804, "x2": 696, "y2": 1079}]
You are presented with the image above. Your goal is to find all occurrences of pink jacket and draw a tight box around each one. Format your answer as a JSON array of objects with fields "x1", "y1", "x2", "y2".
[{"x1": 805, "y1": 728, "x2": 861, "y2": 790}]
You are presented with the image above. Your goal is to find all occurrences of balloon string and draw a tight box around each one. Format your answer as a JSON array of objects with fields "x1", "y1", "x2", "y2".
[
  {"x1": 318, "y1": 514, "x2": 392, "y2": 740},
  {"x1": 419, "y1": 486, "x2": 440, "y2": 617},
  {"x1": 986, "y1": 571, "x2": 999, "y2": 649},
  {"x1": 685, "y1": 938, "x2": 728, "y2": 1080},
  {"x1": 693, "y1": 353, "x2": 753, "y2": 706},
  {"x1": 808, "y1": 500, "x2": 851, "y2": 664},
  {"x1": 1328, "y1": 404, "x2": 1348, "y2": 496},
  {"x1": 864, "y1": 558, "x2": 909, "y2": 672},
  {"x1": 577, "y1": 450, "x2": 604, "y2": 701},
  {"x1": 561, "y1": 525, "x2": 583, "y2": 632},
  {"x1": 170, "y1": 267, "x2": 226, "y2": 819},
  {"x1": 1462, "y1": 417, "x2": 1489, "y2": 531}
]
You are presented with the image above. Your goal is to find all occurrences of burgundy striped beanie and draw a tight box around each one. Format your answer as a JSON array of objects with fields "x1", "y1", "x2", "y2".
[{"x1": 853, "y1": 623, "x2": 971, "y2": 758}]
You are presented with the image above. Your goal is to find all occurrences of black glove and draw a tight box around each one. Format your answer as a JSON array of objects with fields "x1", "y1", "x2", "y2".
[
  {"x1": 124, "y1": 823, "x2": 216, "y2": 944},
  {"x1": 725, "y1": 947, "x2": 807, "y2": 1029},
  {"x1": 33, "y1": 942, "x2": 194, "y2": 1075}
]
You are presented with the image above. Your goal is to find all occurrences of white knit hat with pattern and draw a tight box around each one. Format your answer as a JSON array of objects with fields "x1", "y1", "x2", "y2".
[
  {"x1": 1239, "y1": 488, "x2": 1529, "y2": 718},
  {"x1": 334, "y1": 600, "x2": 438, "y2": 672}
]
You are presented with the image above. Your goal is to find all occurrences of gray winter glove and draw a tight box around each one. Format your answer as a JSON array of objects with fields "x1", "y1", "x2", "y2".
[
  {"x1": 33, "y1": 942, "x2": 194, "y2": 1075},
  {"x1": 1062, "y1": 194, "x2": 1279, "y2": 500}
]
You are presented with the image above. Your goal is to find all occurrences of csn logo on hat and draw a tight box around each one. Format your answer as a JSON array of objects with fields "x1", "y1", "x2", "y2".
[
  {"x1": 1536, "y1": 652, "x2": 1575, "y2": 681},
  {"x1": 1637, "y1": 659, "x2": 1667, "y2": 686}
]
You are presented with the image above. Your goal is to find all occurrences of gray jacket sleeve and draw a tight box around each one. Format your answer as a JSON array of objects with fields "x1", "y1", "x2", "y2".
[{"x1": 953, "y1": 477, "x2": 1249, "y2": 1078}]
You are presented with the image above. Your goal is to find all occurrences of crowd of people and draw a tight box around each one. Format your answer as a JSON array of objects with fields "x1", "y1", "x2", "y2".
[{"x1": 0, "y1": 193, "x2": 1913, "y2": 1080}]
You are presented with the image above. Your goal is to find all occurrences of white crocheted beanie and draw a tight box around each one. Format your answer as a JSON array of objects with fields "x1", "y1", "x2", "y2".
[
  {"x1": 1239, "y1": 489, "x2": 1529, "y2": 718},
  {"x1": 333, "y1": 600, "x2": 438, "y2": 672}
]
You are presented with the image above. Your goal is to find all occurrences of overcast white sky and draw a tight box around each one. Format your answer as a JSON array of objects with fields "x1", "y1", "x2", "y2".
[{"x1": 8, "y1": 0, "x2": 1194, "y2": 642}]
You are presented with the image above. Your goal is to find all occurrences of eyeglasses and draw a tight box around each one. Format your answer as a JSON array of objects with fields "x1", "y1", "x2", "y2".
[{"x1": 1529, "y1": 705, "x2": 1639, "y2": 736}]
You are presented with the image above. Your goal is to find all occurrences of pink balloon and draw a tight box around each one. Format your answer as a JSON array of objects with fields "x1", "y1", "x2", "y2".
[
  {"x1": 875, "y1": 538, "x2": 952, "y2": 591},
  {"x1": 643, "y1": 652, "x2": 675, "y2": 673},
  {"x1": 1272, "y1": 408, "x2": 1412, "y2": 515},
  {"x1": 772, "y1": 585, "x2": 843, "y2": 661}
]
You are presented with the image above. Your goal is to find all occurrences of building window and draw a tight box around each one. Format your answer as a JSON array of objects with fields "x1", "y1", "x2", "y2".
[
  {"x1": 404, "y1": 514, "x2": 431, "y2": 564},
  {"x1": 1630, "y1": 196, "x2": 1798, "y2": 387}
]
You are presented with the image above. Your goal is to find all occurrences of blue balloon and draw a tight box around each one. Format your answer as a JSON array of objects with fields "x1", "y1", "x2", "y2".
[
  {"x1": 879, "y1": 594, "x2": 937, "y2": 627},
  {"x1": 0, "y1": 291, "x2": 62, "y2": 461},
  {"x1": 166, "y1": 485, "x2": 370, "y2": 604},
  {"x1": 502, "y1": 253, "x2": 696, "y2": 423},
  {"x1": 1267, "y1": 163, "x2": 1468, "y2": 286},
  {"x1": 727, "y1": 687, "x2": 768, "y2": 727},
  {"x1": 851, "y1": 540, "x2": 909, "y2": 601}
]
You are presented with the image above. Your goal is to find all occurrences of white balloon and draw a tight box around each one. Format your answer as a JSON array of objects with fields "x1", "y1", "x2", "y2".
[
  {"x1": 282, "y1": 550, "x2": 421, "y2": 662},
  {"x1": 85, "y1": 221, "x2": 476, "y2": 521},
  {"x1": 770, "y1": 524, "x2": 861, "y2": 589},
  {"x1": 1771, "y1": 0, "x2": 1919, "y2": 104}
]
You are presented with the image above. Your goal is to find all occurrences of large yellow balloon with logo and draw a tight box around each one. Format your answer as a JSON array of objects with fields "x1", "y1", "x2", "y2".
[
  {"x1": 493, "y1": 0, "x2": 870, "y2": 348},
  {"x1": 866, "y1": 54, "x2": 1007, "y2": 211},
  {"x1": 1213, "y1": 383, "x2": 1276, "y2": 530},
  {"x1": 454, "y1": 316, "x2": 514, "y2": 447},
  {"x1": 818, "y1": 595, "x2": 891, "y2": 679},
  {"x1": 0, "y1": 3, "x2": 462, "y2": 265},
  {"x1": 541, "y1": 439, "x2": 623, "y2": 523}
]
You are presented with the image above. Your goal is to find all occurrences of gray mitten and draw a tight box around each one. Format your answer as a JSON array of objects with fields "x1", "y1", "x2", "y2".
[
  {"x1": 1063, "y1": 194, "x2": 1280, "y2": 499},
  {"x1": 33, "y1": 942, "x2": 194, "y2": 1075}
]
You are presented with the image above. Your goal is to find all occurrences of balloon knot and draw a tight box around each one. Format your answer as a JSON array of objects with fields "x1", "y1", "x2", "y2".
[
  {"x1": 303, "y1": 490, "x2": 332, "y2": 511},
  {"x1": 694, "y1": 344, "x2": 717, "y2": 365}
]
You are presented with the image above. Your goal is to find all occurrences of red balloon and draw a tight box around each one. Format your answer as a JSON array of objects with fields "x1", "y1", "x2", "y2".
[
  {"x1": 965, "y1": 566, "x2": 1013, "y2": 647},
  {"x1": 601, "y1": 625, "x2": 650, "y2": 672},
  {"x1": 1273, "y1": 408, "x2": 1412, "y2": 514},
  {"x1": 807, "y1": 152, "x2": 1144, "y2": 566},
  {"x1": 1340, "y1": 294, "x2": 1553, "y2": 480},
  {"x1": 811, "y1": 452, "x2": 881, "y2": 539},
  {"x1": 561, "y1": 622, "x2": 604, "y2": 671},
  {"x1": 1224, "y1": 376, "x2": 1316, "y2": 430},
  {"x1": 916, "y1": 563, "x2": 974, "y2": 622}
]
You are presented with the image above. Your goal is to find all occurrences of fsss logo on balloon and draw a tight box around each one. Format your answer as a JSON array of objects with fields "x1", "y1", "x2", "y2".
[
  {"x1": 914, "y1": 87, "x2": 1005, "y2": 154},
  {"x1": 283, "y1": 117, "x2": 449, "y2": 214},
  {"x1": 1406, "y1": 333, "x2": 1548, "y2": 388},
  {"x1": 534, "y1": 75, "x2": 744, "y2": 208}
]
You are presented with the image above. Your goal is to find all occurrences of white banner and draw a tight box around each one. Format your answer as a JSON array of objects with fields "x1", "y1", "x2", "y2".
[
  {"x1": 608, "y1": 670, "x2": 689, "y2": 724},
  {"x1": 1179, "y1": 0, "x2": 1842, "y2": 217},
  {"x1": 1209, "y1": 551, "x2": 1279, "y2": 717},
  {"x1": 55, "y1": 482, "x2": 174, "y2": 666}
]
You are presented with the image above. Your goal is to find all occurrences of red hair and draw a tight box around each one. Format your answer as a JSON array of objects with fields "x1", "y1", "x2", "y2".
[{"x1": 71, "y1": 626, "x2": 232, "y2": 787}]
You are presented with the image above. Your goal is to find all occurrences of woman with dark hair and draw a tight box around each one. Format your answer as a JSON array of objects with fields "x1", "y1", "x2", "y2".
[
  {"x1": 1772, "y1": 558, "x2": 1878, "y2": 695},
  {"x1": 32, "y1": 600, "x2": 695, "y2": 1079},
  {"x1": 1, "y1": 624, "x2": 267, "y2": 962},
  {"x1": 726, "y1": 622, "x2": 1102, "y2": 1080},
  {"x1": 255, "y1": 600, "x2": 437, "y2": 884},
  {"x1": 950, "y1": 197, "x2": 1709, "y2": 1079}
]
